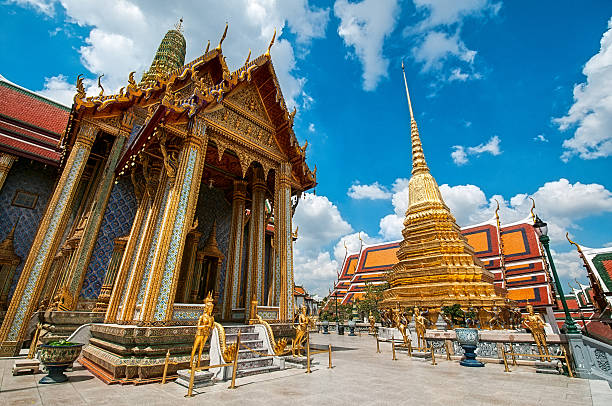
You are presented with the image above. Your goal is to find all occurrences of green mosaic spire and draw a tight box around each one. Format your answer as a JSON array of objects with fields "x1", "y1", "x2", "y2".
[{"x1": 140, "y1": 19, "x2": 186, "y2": 87}]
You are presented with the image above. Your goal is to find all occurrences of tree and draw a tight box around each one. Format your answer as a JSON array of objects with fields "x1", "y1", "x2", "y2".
[{"x1": 356, "y1": 282, "x2": 388, "y2": 321}]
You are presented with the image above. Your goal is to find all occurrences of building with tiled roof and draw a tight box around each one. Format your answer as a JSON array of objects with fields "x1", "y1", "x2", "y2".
[{"x1": 0, "y1": 74, "x2": 70, "y2": 320}]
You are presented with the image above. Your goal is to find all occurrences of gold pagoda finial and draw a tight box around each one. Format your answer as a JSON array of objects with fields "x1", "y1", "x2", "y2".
[
  {"x1": 265, "y1": 29, "x2": 276, "y2": 57},
  {"x1": 245, "y1": 49, "x2": 251, "y2": 65},
  {"x1": 204, "y1": 40, "x2": 210, "y2": 54},
  {"x1": 217, "y1": 22, "x2": 228, "y2": 50},
  {"x1": 529, "y1": 197, "x2": 536, "y2": 223},
  {"x1": 401, "y1": 61, "x2": 429, "y2": 175},
  {"x1": 175, "y1": 17, "x2": 183, "y2": 33}
]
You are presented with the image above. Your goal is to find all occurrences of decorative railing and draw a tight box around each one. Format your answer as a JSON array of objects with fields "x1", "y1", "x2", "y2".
[{"x1": 568, "y1": 334, "x2": 612, "y2": 383}]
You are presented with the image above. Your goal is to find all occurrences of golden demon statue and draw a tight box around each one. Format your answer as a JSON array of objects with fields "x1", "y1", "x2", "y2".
[
  {"x1": 485, "y1": 306, "x2": 503, "y2": 330},
  {"x1": 392, "y1": 304, "x2": 410, "y2": 348},
  {"x1": 522, "y1": 304, "x2": 550, "y2": 361},
  {"x1": 291, "y1": 305, "x2": 310, "y2": 357},
  {"x1": 368, "y1": 311, "x2": 376, "y2": 334},
  {"x1": 414, "y1": 307, "x2": 427, "y2": 351},
  {"x1": 190, "y1": 292, "x2": 215, "y2": 368}
]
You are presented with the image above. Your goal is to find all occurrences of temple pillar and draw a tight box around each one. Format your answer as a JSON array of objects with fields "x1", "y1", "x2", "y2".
[
  {"x1": 0, "y1": 222, "x2": 20, "y2": 311},
  {"x1": 93, "y1": 236, "x2": 128, "y2": 313},
  {"x1": 222, "y1": 180, "x2": 247, "y2": 319},
  {"x1": 0, "y1": 122, "x2": 98, "y2": 356},
  {"x1": 139, "y1": 123, "x2": 207, "y2": 322},
  {"x1": 275, "y1": 162, "x2": 294, "y2": 321},
  {"x1": 245, "y1": 167, "x2": 266, "y2": 321},
  {"x1": 105, "y1": 191, "x2": 151, "y2": 323},
  {"x1": 63, "y1": 112, "x2": 134, "y2": 301},
  {"x1": 175, "y1": 231, "x2": 202, "y2": 303},
  {"x1": 0, "y1": 153, "x2": 17, "y2": 193}
]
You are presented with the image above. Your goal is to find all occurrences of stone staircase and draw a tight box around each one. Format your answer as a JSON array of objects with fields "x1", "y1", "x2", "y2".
[{"x1": 224, "y1": 325, "x2": 280, "y2": 378}]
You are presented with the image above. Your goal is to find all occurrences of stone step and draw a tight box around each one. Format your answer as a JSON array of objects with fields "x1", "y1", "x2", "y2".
[
  {"x1": 224, "y1": 325, "x2": 256, "y2": 335},
  {"x1": 236, "y1": 364, "x2": 280, "y2": 378},
  {"x1": 225, "y1": 332, "x2": 259, "y2": 342},
  {"x1": 236, "y1": 356, "x2": 274, "y2": 370},
  {"x1": 237, "y1": 348, "x2": 268, "y2": 360}
]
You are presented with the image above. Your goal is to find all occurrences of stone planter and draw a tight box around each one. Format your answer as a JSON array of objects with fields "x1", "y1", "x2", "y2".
[
  {"x1": 348, "y1": 320, "x2": 356, "y2": 336},
  {"x1": 455, "y1": 328, "x2": 483, "y2": 367},
  {"x1": 38, "y1": 342, "x2": 84, "y2": 383},
  {"x1": 337, "y1": 323, "x2": 345, "y2": 335},
  {"x1": 322, "y1": 320, "x2": 329, "y2": 334}
]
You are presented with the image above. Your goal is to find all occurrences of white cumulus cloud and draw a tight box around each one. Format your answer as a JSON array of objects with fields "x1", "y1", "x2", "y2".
[
  {"x1": 334, "y1": 0, "x2": 400, "y2": 91},
  {"x1": 347, "y1": 181, "x2": 392, "y2": 200},
  {"x1": 554, "y1": 17, "x2": 612, "y2": 162},
  {"x1": 451, "y1": 135, "x2": 501, "y2": 165}
]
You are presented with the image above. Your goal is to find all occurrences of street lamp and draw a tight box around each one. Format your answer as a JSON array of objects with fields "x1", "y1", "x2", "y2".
[{"x1": 533, "y1": 215, "x2": 580, "y2": 334}]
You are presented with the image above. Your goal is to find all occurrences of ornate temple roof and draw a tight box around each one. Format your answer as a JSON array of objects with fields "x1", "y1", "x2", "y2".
[{"x1": 0, "y1": 74, "x2": 69, "y2": 165}]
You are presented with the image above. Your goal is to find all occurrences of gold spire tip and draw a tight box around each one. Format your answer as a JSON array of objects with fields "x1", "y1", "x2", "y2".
[
  {"x1": 401, "y1": 61, "x2": 415, "y2": 121},
  {"x1": 175, "y1": 17, "x2": 183, "y2": 32},
  {"x1": 218, "y1": 22, "x2": 228, "y2": 50}
]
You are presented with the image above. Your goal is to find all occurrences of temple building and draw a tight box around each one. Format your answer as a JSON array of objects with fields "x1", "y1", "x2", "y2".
[
  {"x1": 0, "y1": 22, "x2": 316, "y2": 357},
  {"x1": 0, "y1": 75, "x2": 70, "y2": 322}
]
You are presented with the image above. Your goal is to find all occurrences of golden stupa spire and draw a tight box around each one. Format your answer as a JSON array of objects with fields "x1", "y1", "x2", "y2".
[{"x1": 401, "y1": 61, "x2": 429, "y2": 176}]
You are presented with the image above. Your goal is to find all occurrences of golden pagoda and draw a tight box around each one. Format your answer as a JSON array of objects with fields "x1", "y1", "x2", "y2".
[{"x1": 381, "y1": 63, "x2": 508, "y2": 316}]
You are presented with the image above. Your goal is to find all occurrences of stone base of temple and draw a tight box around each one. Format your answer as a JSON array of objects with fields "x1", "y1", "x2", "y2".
[
  {"x1": 80, "y1": 324, "x2": 196, "y2": 385},
  {"x1": 38, "y1": 311, "x2": 104, "y2": 344},
  {"x1": 175, "y1": 369, "x2": 214, "y2": 388}
]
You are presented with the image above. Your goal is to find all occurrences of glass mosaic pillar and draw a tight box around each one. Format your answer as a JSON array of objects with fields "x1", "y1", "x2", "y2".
[
  {"x1": 245, "y1": 167, "x2": 266, "y2": 322},
  {"x1": 222, "y1": 180, "x2": 247, "y2": 319},
  {"x1": 176, "y1": 231, "x2": 202, "y2": 303},
  {"x1": 275, "y1": 162, "x2": 294, "y2": 322},
  {"x1": 0, "y1": 153, "x2": 17, "y2": 193},
  {"x1": 139, "y1": 123, "x2": 207, "y2": 323},
  {"x1": 64, "y1": 112, "x2": 134, "y2": 302},
  {"x1": 0, "y1": 123, "x2": 98, "y2": 356},
  {"x1": 93, "y1": 236, "x2": 128, "y2": 313}
]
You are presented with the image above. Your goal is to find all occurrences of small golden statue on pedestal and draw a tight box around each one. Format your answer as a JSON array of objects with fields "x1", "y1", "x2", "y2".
[
  {"x1": 522, "y1": 304, "x2": 550, "y2": 361},
  {"x1": 368, "y1": 311, "x2": 376, "y2": 334},
  {"x1": 190, "y1": 292, "x2": 215, "y2": 368},
  {"x1": 392, "y1": 304, "x2": 410, "y2": 348},
  {"x1": 291, "y1": 305, "x2": 310, "y2": 357},
  {"x1": 414, "y1": 307, "x2": 427, "y2": 351}
]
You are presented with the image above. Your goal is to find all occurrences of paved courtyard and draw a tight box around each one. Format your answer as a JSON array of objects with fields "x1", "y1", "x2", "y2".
[{"x1": 1, "y1": 333, "x2": 611, "y2": 405}]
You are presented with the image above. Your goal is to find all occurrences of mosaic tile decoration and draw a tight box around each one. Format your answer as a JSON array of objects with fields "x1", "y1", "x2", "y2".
[
  {"x1": 0, "y1": 159, "x2": 56, "y2": 302},
  {"x1": 193, "y1": 184, "x2": 231, "y2": 306},
  {"x1": 78, "y1": 177, "x2": 137, "y2": 299}
]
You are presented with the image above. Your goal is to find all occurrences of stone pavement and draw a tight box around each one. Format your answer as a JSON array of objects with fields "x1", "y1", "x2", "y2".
[{"x1": 1, "y1": 332, "x2": 611, "y2": 405}]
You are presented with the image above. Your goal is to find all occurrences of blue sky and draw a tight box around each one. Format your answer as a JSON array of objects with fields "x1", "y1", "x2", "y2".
[{"x1": 2, "y1": 1, "x2": 612, "y2": 296}]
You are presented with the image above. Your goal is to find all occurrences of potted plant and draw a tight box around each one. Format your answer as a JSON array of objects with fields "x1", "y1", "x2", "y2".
[
  {"x1": 320, "y1": 311, "x2": 330, "y2": 334},
  {"x1": 38, "y1": 340, "x2": 84, "y2": 383},
  {"x1": 442, "y1": 305, "x2": 483, "y2": 367},
  {"x1": 347, "y1": 304, "x2": 358, "y2": 336}
]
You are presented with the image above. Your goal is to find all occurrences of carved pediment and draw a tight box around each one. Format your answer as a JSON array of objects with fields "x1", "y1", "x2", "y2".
[
  {"x1": 225, "y1": 83, "x2": 271, "y2": 126},
  {"x1": 204, "y1": 105, "x2": 281, "y2": 157}
]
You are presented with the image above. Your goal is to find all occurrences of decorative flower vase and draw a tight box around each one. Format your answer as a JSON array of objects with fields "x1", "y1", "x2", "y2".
[
  {"x1": 348, "y1": 320, "x2": 357, "y2": 336},
  {"x1": 455, "y1": 328, "x2": 484, "y2": 367},
  {"x1": 38, "y1": 343, "x2": 84, "y2": 383},
  {"x1": 322, "y1": 320, "x2": 330, "y2": 334}
]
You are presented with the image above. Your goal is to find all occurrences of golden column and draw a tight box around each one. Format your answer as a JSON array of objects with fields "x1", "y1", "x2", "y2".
[
  {"x1": 245, "y1": 167, "x2": 266, "y2": 321},
  {"x1": 139, "y1": 121, "x2": 207, "y2": 322},
  {"x1": 63, "y1": 112, "x2": 135, "y2": 301},
  {"x1": 275, "y1": 162, "x2": 294, "y2": 321},
  {"x1": 0, "y1": 153, "x2": 17, "y2": 192},
  {"x1": 176, "y1": 231, "x2": 202, "y2": 303},
  {"x1": 93, "y1": 236, "x2": 128, "y2": 313},
  {"x1": 105, "y1": 191, "x2": 152, "y2": 323},
  {"x1": 117, "y1": 162, "x2": 167, "y2": 322},
  {"x1": 222, "y1": 179, "x2": 247, "y2": 319},
  {"x1": 190, "y1": 252, "x2": 205, "y2": 303},
  {"x1": 0, "y1": 122, "x2": 98, "y2": 356}
]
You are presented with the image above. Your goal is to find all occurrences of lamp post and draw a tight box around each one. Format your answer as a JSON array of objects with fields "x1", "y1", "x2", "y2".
[{"x1": 532, "y1": 216, "x2": 580, "y2": 334}]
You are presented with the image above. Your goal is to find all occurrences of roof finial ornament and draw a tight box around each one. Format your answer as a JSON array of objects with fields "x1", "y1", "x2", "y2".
[
  {"x1": 75, "y1": 74, "x2": 86, "y2": 101},
  {"x1": 265, "y1": 28, "x2": 276, "y2": 57},
  {"x1": 175, "y1": 17, "x2": 183, "y2": 33},
  {"x1": 401, "y1": 60, "x2": 414, "y2": 121},
  {"x1": 566, "y1": 232, "x2": 584, "y2": 255},
  {"x1": 204, "y1": 40, "x2": 210, "y2": 54},
  {"x1": 97, "y1": 74, "x2": 105, "y2": 97},
  {"x1": 529, "y1": 197, "x2": 536, "y2": 223},
  {"x1": 217, "y1": 22, "x2": 228, "y2": 51},
  {"x1": 245, "y1": 48, "x2": 251, "y2": 65}
]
